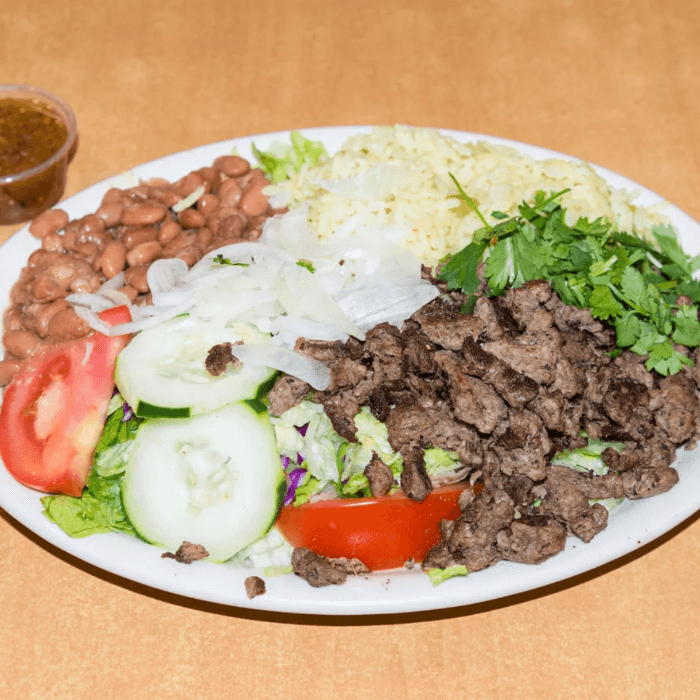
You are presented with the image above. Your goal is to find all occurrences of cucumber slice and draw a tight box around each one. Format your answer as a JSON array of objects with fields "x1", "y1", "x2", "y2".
[
  {"x1": 121, "y1": 402, "x2": 285, "y2": 562},
  {"x1": 114, "y1": 316, "x2": 277, "y2": 418}
]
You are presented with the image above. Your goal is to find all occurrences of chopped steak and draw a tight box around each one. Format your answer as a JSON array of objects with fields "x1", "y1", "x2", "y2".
[
  {"x1": 291, "y1": 547, "x2": 348, "y2": 587},
  {"x1": 539, "y1": 468, "x2": 608, "y2": 543},
  {"x1": 483, "y1": 329, "x2": 562, "y2": 386},
  {"x1": 423, "y1": 486, "x2": 515, "y2": 573},
  {"x1": 651, "y1": 373, "x2": 698, "y2": 444},
  {"x1": 244, "y1": 576, "x2": 266, "y2": 599},
  {"x1": 327, "y1": 357, "x2": 368, "y2": 391},
  {"x1": 279, "y1": 278, "x2": 695, "y2": 585},
  {"x1": 461, "y1": 336, "x2": 539, "y2": 408},
  {"x1": 399, "y1": 445, "x2": 433, "y2": 502},
  {"x1": 315, "y1": 391, "x2": 361, "y2": 441},
  {"x1": 364, "y1": 454, "x2": 395, "y2": 498},
  {"x1": 268, "y1": 375, "x2": 310, "y2": 416},
  {"x1": 621, "y1": 465, "x2": 679, "y2": 499},
  {"x1": 327, "y1": 557, "x2": 371, "y2": 575},
  {"x1": 205, "y1": 342, "x2": 241, "y2": 376},
  {"x1": 496, "y1": 518, "x2": 568, "y2": 565},
  {"x1": 412, "y1": 296, "x2": 482, "y2": 350},
  {"x1": 435, "y1": 350, "x2": 507, "y2": 433},
  {"x1": 161, "y1": 541, "x2": 209, "y2": 564}
]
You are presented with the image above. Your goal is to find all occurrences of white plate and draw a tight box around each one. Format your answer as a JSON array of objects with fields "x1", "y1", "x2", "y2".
[{"x1": 2, "y1": 126, "x2": 700, "y2": 616}]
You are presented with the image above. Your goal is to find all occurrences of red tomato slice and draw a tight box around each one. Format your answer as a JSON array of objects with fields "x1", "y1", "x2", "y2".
[
  {"x1": 275, "y1": 484, "x2": 466, "y2": 570},
  {"x1": 0, "y1": 305, "x2": 131, "y2": 496}
]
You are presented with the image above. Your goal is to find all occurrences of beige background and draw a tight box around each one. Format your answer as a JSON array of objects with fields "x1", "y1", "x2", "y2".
[{"x1": 2, "y1": 0, "x2": 700, "y2": 697}]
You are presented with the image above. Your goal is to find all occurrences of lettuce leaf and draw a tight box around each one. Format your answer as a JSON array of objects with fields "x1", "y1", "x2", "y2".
[
  {"x1": 252, "y1": 131, "x2": 328, "y2": 184},
  {"x1": 427, "y1": 565, "x2": 469, "y2": 586}
]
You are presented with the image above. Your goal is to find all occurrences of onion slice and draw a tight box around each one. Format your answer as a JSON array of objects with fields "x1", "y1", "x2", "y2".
[{"x1": 230, "y1": 343, "x2": 330, "y2": 391}]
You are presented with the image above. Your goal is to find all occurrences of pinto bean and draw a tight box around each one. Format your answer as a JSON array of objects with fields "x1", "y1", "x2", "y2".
[
  {"x1": 198, "y1": 167, "x2": 221, "y2": 190},
  {"x1": 3, "y1": 330, "x2": 43, "y2": 358},
  {"x1": 30, "y1": 275, "x2": 65, "y2": 302},
  {"x1": 124, "y1": 265, "x2": 150, "y2": 293},
  {"x1": 178, "y1": 208, "x2": 206, "y2": 228},
  {"x1": 62, "y1": 226, "x2": 77, "y2": 251},
  {"x1": 175, "y1": 171, "x2": 207, "y2": 198},
  {"x1": 121, "y1": 202, "x2": 167, "y2": 226},
  {"x1": 204, "y1": 237, "x2": 244, "y2": 253},
  {"x1": 126, "y1": 240, "x2": 162, "y2": 267},
  {"x1": 41, "y1": 232, "x2": 64, "y2": 252},
  {"x1": 197, "y1": 193, "x2": 220, "y2": 217},
  {"x1": 151, "y1": 188, "x2": 181, "y2": 208},
  {"x1": 95, "y1": 201, "x2": 124, "y2": 228},
  {"x1": 3, "y1": 307, "x2": 23, "y2": 332},
  {"x1": 213, "y1": 155, "x2": 250, "y2": 178},
  {"x1": 154, "y1": 221, "x2": 177, "y2": 245},
  {"x1": 196, "y1": 227, "x2": 213, "y2": 250},
  {"x1": 162, "y1": 232, "x2": 194, "y2": 257},
  {"x1": 36, "y1": 300, "x2": 70, "y2": 338},
  {"x1": 208, "y1": 208, "x2": 248, "y2": 239},
  {"x1": 29, "y1": 209, "x2": 69, "y2": 239},
  {"x1": 21, "y1": 303, "x2": 45, "y2": 333},
  {"x1": 176, "y1": 246, "x2": 201, "y2": 267},
  {"x1": 77, "y1": 214, "x2": 106, "y2": 241},
  {"x1": 217, "y1": 178, "x2": 242, "y2": 207},
  {"x1": 240, "y1": 183, "x2": 269, "y2": 217},
  {"x1": 100, "y1": 240, "x2": 127, "y2": 279},
  {"x1": 102, "y1": 188, "x2": 128, "y2": 205},
  {"x1": 117, "y1": 286, "x2": 139, "y2": 303},
  {"x1": 69, "y1": 272, "x2": 101, "y2": 294},
  {"x1": 0, "y1": 359, "x2": 22, "y2": 387},
  {"x1": 73, "y1": 241, "x2": 100, "y2": 264},
  {"x1": 48, "y1": 309, "x2": 90, "y2": 342},
  {"x1": 123, "y1": 226, "x2": 158, "y2": 250}
]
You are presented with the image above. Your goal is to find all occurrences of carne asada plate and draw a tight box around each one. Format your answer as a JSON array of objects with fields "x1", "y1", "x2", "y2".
[{"x1": 1, "y1": 126, "x2": 699, "y2": 615}]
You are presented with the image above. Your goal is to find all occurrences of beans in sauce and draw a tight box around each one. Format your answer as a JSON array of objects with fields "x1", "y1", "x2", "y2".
[{"x1": 1, "y1": 156, "x2": 286, "y2": 386}]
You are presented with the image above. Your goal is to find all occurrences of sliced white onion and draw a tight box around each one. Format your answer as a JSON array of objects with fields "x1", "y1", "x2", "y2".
[
  {"x1": 99, "y1": 294, "x2": 200, "y2": 336},
  {"x1": 230, "y1": 343, "x2": 330, "y2": 391},
  {"x1": 151, "y1": 289, "x2": 196, "y2": 307},
  {"x1": 73, "y1": 305, "x2": 112, "y2": 334},
  {"x1": 98, "y1": 271, "x2": 126, "y2": 292},
  {"x1": 172, "y1": 185, "x2": 206, "y2": 213},
  {"x1": 147, "y1": 258, "x2": 189, "y2": 294},
  {"x1": 66, "y1": 293, "x2": 116, "y2": 313},
  {"x1": 337, "y1": 283, "x2": 439, "y2": 330},
  {"x1": 98, "y1": 289, "x2": 134, "y2": 308}
]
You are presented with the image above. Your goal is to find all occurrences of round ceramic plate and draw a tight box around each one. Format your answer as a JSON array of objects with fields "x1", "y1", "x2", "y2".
[{"x1": 1, "y1": 126, "x2": 699, "y2": 616}]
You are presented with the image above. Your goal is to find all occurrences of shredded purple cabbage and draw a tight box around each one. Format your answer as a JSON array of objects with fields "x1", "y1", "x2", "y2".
[
  {"x1": 297, "y1": 423, "x2": 309, "y2": 437},
  {"x1": 285, "y1": 468, "x2": 307, "y2": 506},
  {"x1": 280, "y1": 455, "x2": 291, "y2": 469},
  {"x1": 122, "y1": 400, "x2": 135, "y2": 422}
]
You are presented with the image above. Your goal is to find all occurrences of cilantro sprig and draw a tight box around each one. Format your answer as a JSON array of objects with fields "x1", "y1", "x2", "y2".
[{"x1": 438, "y1": 178, "x2": 700, "y2": 375}]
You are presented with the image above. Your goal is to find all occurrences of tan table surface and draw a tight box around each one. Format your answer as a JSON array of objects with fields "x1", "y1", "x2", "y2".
[{"x1": 2, "y1": 0, "x2": 700, "y2": 697}]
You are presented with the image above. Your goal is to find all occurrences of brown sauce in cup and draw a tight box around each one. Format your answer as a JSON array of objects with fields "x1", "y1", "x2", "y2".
[{"x1": 0, "y1": 98, "x2": 68, "y2": 177}]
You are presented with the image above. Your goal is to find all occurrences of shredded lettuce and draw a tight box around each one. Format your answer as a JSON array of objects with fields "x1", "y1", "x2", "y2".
[
  {"x1": 424, "y1": 447, "x2": 461, "y2": 477},
  {"x1": 228, "y1": 527, "x2": 294, "y2": 568},
  {"x1": 252, "y1": 131, "x2": 328, "y2": 184},
  {"x1": 427, "y1": 565, "x2": 469, "y2": 586},
  {"x1": 343, "y1": 407, "x2": 403, "y2": 486},
  {"x1": 589, "y1": 497, "x2": 624, "y2": 512},
  {"x1": 552, "y1": 437, "x2": 626, "y2": 476}
]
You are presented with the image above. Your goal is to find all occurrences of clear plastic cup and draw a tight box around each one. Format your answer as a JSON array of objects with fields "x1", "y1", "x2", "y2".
[{"x1": 0, "y1": 84, "x2": 78, "y2": 225}]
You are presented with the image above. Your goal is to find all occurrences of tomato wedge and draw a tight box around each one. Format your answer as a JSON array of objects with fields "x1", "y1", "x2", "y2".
[
  {"x1": 275, "y1": 484, "x2": 465, "y2": 570},
  {"x1": 0, "y1": 305, "x2": 131, "y2": 496}
]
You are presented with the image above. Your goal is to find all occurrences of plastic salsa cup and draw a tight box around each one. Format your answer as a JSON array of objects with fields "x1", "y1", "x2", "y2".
[{"x1": 0, "y1": 84, "x2": 78, "y2": 225}]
